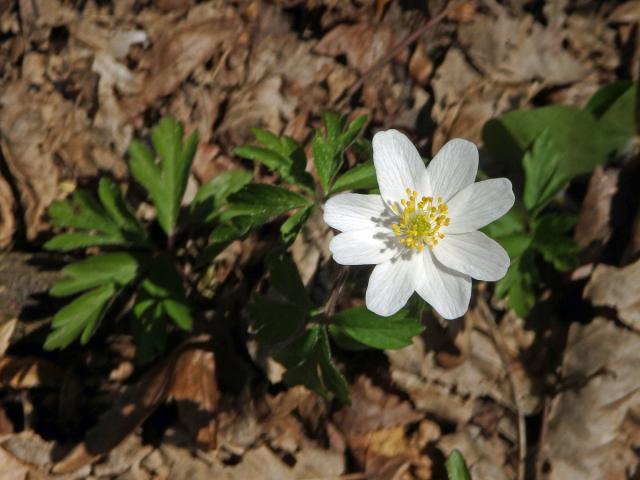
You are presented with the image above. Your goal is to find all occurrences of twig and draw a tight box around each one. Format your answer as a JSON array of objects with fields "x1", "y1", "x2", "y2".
[
  {"x1": 477, "y1": 297, "x2": 526, "y2": 480},
  {"x1": 336, "y1": 1, "x2": 460, "y2": 110}
]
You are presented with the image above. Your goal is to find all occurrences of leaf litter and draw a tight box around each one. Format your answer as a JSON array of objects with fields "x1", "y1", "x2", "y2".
[{"x1": 0, "y1": 0, "x2": 638, "y2": 479}]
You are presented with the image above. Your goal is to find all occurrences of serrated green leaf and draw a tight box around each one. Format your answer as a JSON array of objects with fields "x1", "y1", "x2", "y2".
[
  {"x1": 313, "y1": 113, "x2": 368, "y2": 193},
  {"x1": 532, "y1": 214, "x2": 579, "y2": 271},
  {"x1": 50, "y1": 252, "x2": 144, "y2": 297},
  {"x1": 188, "y1": 170, "x2": 252, "y2": 227},
  {"x1": 250, "y1": 295, "x2": 308, "y2": 345},
  {"x1": 446, "y1": 450, "x2": 472, "y2": 480},
  {"x1": 280, "y1": 205, "x2": 314, "y2": 244},
  {"x1": 317, "y1": 327, "x2": 350, "y2": 404},
  {"x1": 329, "y1": 306, "x2": 423, "y2": 350},
  {"x1": 223, "y1": 184, "x2": 312, "y2": 223},
  {"x1": 139, "y1": 254, "x2": 193, "y2": 331},
  {"x1": 235, "y1": 131, "x2": 314, "y2": 191},
  {"x1": 331, "y1": 160, "x2": 378, "y2": 194},
  {"x1": 495, "y1": 251, "x2": 537, "y2": 317},
  {"x1": 277, "y1": 325, "x2": 350, "y2": 403},
  {"x1": 129, "y1": 117, "x2": 198, "y2": 235},
  {"x1": 97, "y1": 178, "x2": 146, "y2": 240},
  {"x1": 44, "y1": 232, "x2": 126, "y2": 251},
  {"x1": 131, "y1": 298, "x2": 166, "y2": 364},
  {"x1": 523, "y1": 130, "x2": 570, "y2": 213},
  {"x1": 482, "y1": 105, "x2": 611, "y2": 179},
  {"x1": 44, "y1": 283, "x2": 116, "y2": 350}
]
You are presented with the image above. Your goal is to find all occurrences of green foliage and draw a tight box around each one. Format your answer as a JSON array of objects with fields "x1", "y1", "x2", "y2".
[
  {"x1": 446, "y1": 450, "x2": 472, "y2": 480},
  {"x1": 522, "y1": 130, "x2": 568, "y2": 213},
  {"x1": 234, "y1": 128, "x2": 314, "y2": 192},
  {"x1": 45, "y1": 178, "x2": 147, "y2": 251},
  {"x1": 328, "y1": 306, "x2": 423, "y2": 350},
  {"x1": 276, "y1": 325, "x2": 350, "y2": 404},
  {"x1": 331, "y1": 160, "x2": 378, "y2": 194},
  {"x1": 313, "y1": 112, "x2": 368, "y2": 193},
  {"x1": 483, "y1": 82, "x2": 639, "y2": 317},
  {"x1": 249, "y1": 249, "x2": 422, "y2": 403},
  {"x1": 482, "y1": 105, "x2": 611, "y2": 178},
  {"x1": 44, "y1": 117, "x2": 248, "y2": 356},
  {"x1": 129, "y1": 117, "x2": 198, "y2": 236}
]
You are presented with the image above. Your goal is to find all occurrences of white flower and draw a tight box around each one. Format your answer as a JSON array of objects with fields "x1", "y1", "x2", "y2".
[{"x1": 323, "y1": 130, "x2": 515, "y2": 319}]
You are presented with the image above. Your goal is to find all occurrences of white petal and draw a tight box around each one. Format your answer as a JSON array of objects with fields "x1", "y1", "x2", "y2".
[
  {"x1": 372, "y1": 130, "x2": 426, "y2": 205},
  {"x1": 433, "y1": 231, "x2": 510, "y2": 281},
  {"x1": 415, "y1": 251, "x2": 471, "y2": 320},
  {"x1": 365, "y1": 256, "x2": 417, "y2": 316},
  {"x1": 445, "y1": 178, "x2": 515, "y2": 234},
  {"x1": 323, "y1": 193, "x2": 387, "y2": 232},
  {"x1": 427, "y1": 139, "x2": 478, "y2": 201},
  {"x1": 330, "y1": 228, "x2": 396, "y2": 266}
]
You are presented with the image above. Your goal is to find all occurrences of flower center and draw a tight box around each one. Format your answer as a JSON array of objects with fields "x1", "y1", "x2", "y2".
[{"x1": 391, "y1": 188, "x2": 450, "y2": 252}]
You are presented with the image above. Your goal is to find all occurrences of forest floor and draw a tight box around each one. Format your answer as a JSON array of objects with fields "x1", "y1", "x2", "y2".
[{"x1": 1, "y1": 0, "x2": 640, "y2": 479}]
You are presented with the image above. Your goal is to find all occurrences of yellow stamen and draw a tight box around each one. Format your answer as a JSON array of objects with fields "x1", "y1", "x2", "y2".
[{"x1": 391, "y1": 188, "x2": 450, "y2": 252}]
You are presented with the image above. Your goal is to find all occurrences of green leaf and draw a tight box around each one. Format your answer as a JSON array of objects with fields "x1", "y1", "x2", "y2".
[
  {"x1": 495, "y1": 232, "x2": 532, "y2": 260},
  {"x1": 595, "y1": 82, "x2": 638, "y2": 154},
  {"x1": 45, "y1": 180, "x2": 147, "y2": 251},
  {"x1": 446, "y1": 450, "x2": 472, "y2": 480},
  {"x1": 277, "y1": 325, "x2": 350, "y2": 403},
  {"x1": 223, "y1": 184, "x2": 312, "y2": 224},
  {"x1": 523, "y1": 130, "x2": 570, "y2": 213},
  {"x1": 97, "y1": 178, "x2": 146, "y2": 240},
  {"x1": 129, "y1": 117, "x2": 198, "y2": 235},
  {"x1": 44, "y1": 283, "x2": 116, "y2": 350},
  {"x1": 249, "y1": 295, "x2": 308, "y2": 345},
  {"x1": 532, "y1": 214, "x2": 579, "y2": 271},
  {"x1": 495, "y1": 251, "x2": 537, "y2": 317},
  {"x1": 585, "y1": 80, "x2": 634, "y2": 117},
  {"x1": 139, "y1": 254, "x2": 192, "y2": 331},
  {"x1": 329, "y1": 306, "x2": 423, "y2": 350},
  {"x1": 50, "y1": 252, "x2": 144, "y2": 297},
  {"x1": 313, "y1": 113, "x2": 368, "y2": 193},
  {"x1": 331, "y1": 160, "x2": 378, "y2": 194},
  {"x1": 189, "y1": 170, "x2": 252, "y2": 226},
  {"x1": 131, "y1": 298, "x2": 167, "y2": 364},
  {"x1": 483, "y1": 105, "x2": 611, "y2": 179},
  {"x1": 280, "y1": 205, "x2": 314, "y2": 244},
  {"x1": 235, "y1": 130, "x2": 314, "y2": 191},
  {"x1": 44, "y1": 232, "x2": 127, "y2": 252},
  {"x1": 266, "y1": 249, "x2": 313, "y2": 309}
]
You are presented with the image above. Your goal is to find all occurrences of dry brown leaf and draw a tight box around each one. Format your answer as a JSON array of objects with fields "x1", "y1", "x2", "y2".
[
  {"x1": 0, "y1": 174, "x2": 15, "y2": 249},
  {"x1": 574, "y1": 167, "x2": 619, "y2": 252},
  {"x1": 540, "y1": 318, "x2": 640, "y2": 480},
  {"x1": 458, "y1": 13, "x2": 587, "y2": 85},
  {"x1": 610, "y1": 1, "x2": 640, "y2": 23},
  {"x1": 438, "y1": 425, "x2": 513, "y2": 480},
  {"x1": 0, "y1": 355, "x2": 62, "y2": 389},
  {"x1": 53, "y1": 338, "x2": 216, "y2": 474},
  {"x1": 0, "y1": 318, "x2": 17, "y2": 356},
  {"x1": 584, "y1": 259, "x2": 640, "y2": 331},
  {"x1": 169, "y1": 346, "x2": 218, "y2": 450},
  {"x1": 333, "y1": 376, "x2": 423, "y2": 434},
  {"x1": 314, "y1": 22, "x2": 395, "y2": 73},
  {"x1": 124, "y1": 17, "x2": 241, "y2": 116}
]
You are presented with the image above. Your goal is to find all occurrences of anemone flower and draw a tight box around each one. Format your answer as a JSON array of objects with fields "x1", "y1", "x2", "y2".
[{"x1": 323, "y1": 130, "x2": 514, "y2": 318}]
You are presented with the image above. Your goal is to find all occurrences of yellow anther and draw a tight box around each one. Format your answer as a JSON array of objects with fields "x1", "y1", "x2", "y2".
[{"x1": 391, "y1": 186, "x2": 450, "y2": 252}]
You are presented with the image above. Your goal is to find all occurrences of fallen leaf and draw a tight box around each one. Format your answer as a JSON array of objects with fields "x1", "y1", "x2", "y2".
[
  {"x1": 540, "y1": 318, "x2": 640, "y2": 480},
  {"x1": 584, "y1": 259, "x2": 640, "y2": 330},
  {"x1": 0, "y1": 318, "x2": 17, "y2": 356},
  {"x1": 52, "y1": 337, "x2": 216, "y2": 473},
  {"x1": 0, "y1": 355, "x2": 63, "y2": 389},
  {"x1": 314, "y1": 22, "x2": 395, "y2": 73},
  {"x1": 458, "y1": 12, "x2": 588, "y2": 85},
  {"x1": 0, "y1": 174, "x2": 15, "y2": 249},
  {"x1": 169, "y1": 346, "x2": 218, "y2": 450},
  {"x1": 574, "y1": 167, "x2": 619, "y2": 254}
]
